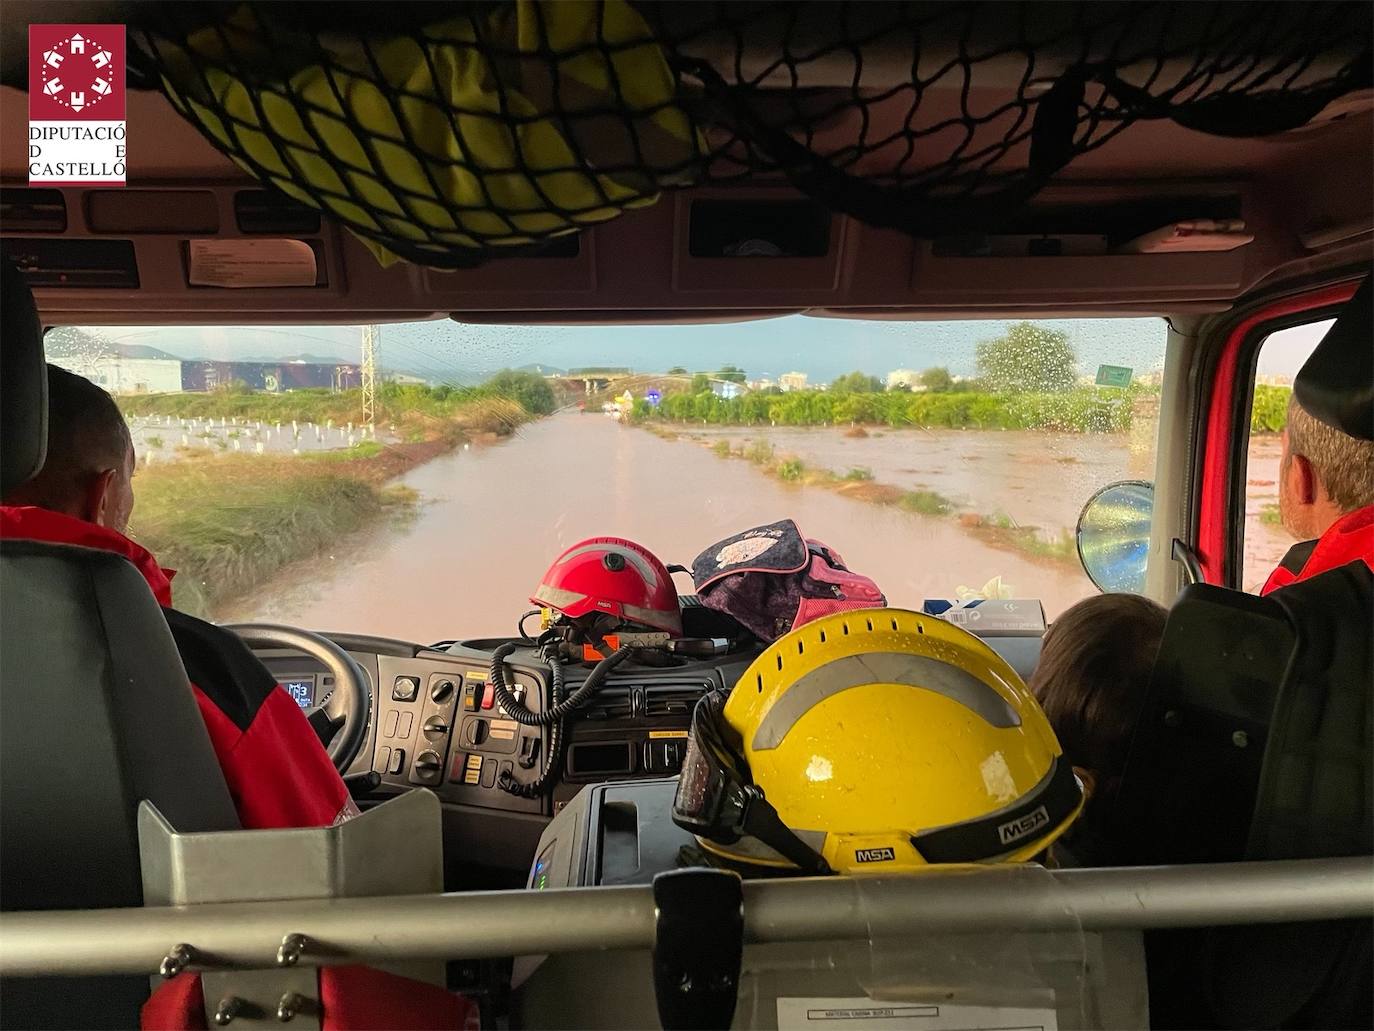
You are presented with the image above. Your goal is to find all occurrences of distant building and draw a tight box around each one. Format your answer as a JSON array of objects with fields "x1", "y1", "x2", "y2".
[
  {"x1": 180, "y1": 360, "x2": 359, "y2": 393},
  {"x1": 386, "y1": 372, "x2": 430, "y2": 386},
  {"x1": 885, "y1": 369, "x2": 925, "y2": 391},
  {"x1": 747, "y1": 377, "x2": 776, "y2": 392},
  {"x1": 711, "y1": 381, "x2": 743, "y2": 400},
  {"x1": 51, "y1": 353, "x2": 183, "y2": 395},
  {"x1": 780, "y1": 371, "x2": 809, "y2": 392}
]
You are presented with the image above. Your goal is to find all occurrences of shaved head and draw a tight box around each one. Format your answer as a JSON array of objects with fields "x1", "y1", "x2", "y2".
[{"x1": 3, "y1": 364, "x2": 136, "y2": 532}]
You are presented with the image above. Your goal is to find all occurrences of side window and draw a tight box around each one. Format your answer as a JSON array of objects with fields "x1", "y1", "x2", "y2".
[{"x1": 1240, "y1": 319, "x2": 1333, "y2": 593}]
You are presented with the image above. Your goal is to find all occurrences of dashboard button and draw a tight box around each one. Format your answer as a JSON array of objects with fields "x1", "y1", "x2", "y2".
[
  {"x1": 463, "y1": 753, "x2": 483, "y2": 785},
  {"x1": 449, "y1": 751, "x2": 467, "y2": 781},
  {"x1": 397, "y1": 711, "x2": 414, "y2": 738},
  {"x1": 383, "y1": 710, "x2": 399, "y2": 738},
  {"x1": 480, "y1": 685, "x2": 495, "y2": 710},
  {"x1": 415, "y1": 750, "x2": 442, "y2": 774},
  {"x1": 431, "y1": 678, "x2": 456, "y2": 703},
  {"x1": 462, "y1": 684, "x2": 479, "y2": 712},
  {"x1": 388, "y1": 748, "x2": 406, "y2": 775},
  {"x1": 391, "y1": 676, "x2": 420, "y2": 702},
  {"x1": 423, "y1": 715, "x2": 449, "y2": 740},
  {"x1": 480, "y1": 758, "x2": 497, "y2": 788},
  {"x1": 374, "y1": 746, "x2": 391, "y2": 774}
]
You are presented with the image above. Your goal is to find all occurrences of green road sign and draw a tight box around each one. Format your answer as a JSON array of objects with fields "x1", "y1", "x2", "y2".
[{"x1": 1095, "y1": 364, "x2": 1133, "y2": 388}]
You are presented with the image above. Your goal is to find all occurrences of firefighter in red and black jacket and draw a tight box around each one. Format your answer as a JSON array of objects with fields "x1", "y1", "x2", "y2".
[
  {"x1": 2, "y1": 365, "x2": 476, "y2": 1029},
  {"x1": 1, "y1": 365, "x2": 357, "y2": 829},
  {"x1": 1261, "y1": 276, "x2": 1374, "y2": 595}
]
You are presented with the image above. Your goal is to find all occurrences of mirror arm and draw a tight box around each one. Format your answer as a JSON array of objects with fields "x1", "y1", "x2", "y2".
[{"x1": 1171, "y1": 538, "x2": 1204, "y2": 586}]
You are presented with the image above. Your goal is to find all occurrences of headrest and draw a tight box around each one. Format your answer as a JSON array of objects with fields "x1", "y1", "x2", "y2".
[
  {"x1": 1294, "y1": 273, "x2": 1373, "y2": 441},
  {"x1": 1, "y1": 261, "x2": 48, "y2": 496}
]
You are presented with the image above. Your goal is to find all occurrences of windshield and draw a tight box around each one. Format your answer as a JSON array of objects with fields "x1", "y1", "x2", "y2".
[{"x1": 47, "y1": 315, "x2": 1167, "y2": 640}]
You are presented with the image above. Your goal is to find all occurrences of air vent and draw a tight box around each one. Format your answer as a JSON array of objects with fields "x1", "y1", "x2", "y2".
[
  {"x1": 643, "y1": 685, "x2": 705, "y2": 718},
  {"x1": 0, "y1": 238, "x2": 138, "y2": 288},
  {"x1": 581, "y1": 687, "x2": 633, "y2": 721},
  {"x1": 0, "y1": 188, "x2": 67, "y2": 233},
  {"x1": 234, "y1": 190, "x2": 322, "y2": 235}
]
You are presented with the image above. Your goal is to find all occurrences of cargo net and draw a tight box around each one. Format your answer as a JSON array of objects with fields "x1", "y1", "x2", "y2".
[{"x1": 129, "y1": 2, "x2": 1372, "y2": 268}]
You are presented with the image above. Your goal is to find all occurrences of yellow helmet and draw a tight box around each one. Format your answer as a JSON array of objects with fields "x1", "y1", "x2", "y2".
[{"x1": 673, "y1": 608, "x2": 1083, "y2": 874}]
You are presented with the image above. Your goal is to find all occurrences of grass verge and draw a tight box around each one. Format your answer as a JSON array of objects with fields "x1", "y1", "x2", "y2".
[{"x1": 129, "y1": 396, "x2": 529, "y2": 617}]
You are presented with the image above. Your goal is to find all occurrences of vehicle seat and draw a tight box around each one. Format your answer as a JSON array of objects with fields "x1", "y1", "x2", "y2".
[
  {"x1": 0, "y1": 262, "x2": 241, "y2": 1029},
  {"x1": 1109, "y1": 582, "x2": 1295, "y2": 866},
  {"x1": 1114, "y1": 563, "x2": 1372, "y2": 1029}
]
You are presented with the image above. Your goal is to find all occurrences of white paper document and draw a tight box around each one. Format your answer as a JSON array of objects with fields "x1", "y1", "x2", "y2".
[{"x1": 776, "y1": 997, "x2": 1058, "y2": 1031}]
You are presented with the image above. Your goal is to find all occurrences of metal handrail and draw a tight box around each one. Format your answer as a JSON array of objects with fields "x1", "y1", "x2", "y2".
[{"x1": 1, "y1": 857, "x2": 1369, "y2": 977}]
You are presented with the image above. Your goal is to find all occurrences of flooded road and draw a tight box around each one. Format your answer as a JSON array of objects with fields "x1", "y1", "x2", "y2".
[
  {"x1": 230, "y1": 414, "x2": 1099, "y2": 641},
  {"x1": 230, "y1": 414, "x2": 1298, "y2": 640}
]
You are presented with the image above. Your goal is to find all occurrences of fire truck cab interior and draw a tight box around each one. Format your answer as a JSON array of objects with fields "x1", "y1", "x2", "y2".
[{"x1": 0, "y1": 3, "x2": 1371, "y2": 1029}]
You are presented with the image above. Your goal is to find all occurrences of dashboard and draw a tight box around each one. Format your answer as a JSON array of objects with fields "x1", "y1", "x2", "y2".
[
  {"x1": 254, "y1": 633, "x2": 758, "y2": 887},
  {"x1": 253, "y1": 613, "x2": 1044, "y2": 888}
]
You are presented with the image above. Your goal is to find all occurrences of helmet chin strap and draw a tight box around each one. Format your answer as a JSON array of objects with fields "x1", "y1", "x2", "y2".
[{"x1": 735, "y1": 785, "x2": 832, "y2": 875}]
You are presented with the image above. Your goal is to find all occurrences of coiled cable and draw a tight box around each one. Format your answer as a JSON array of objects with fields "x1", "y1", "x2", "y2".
[
  {"x1": 500, "y1": 649, "x2": 566, "y2": 799},
  {"x1": 492, "y1": 641, "x2": 633, "y2": 798},
  {"x1": 488, "y1": 641, "x2": 632, "y2": 726}
]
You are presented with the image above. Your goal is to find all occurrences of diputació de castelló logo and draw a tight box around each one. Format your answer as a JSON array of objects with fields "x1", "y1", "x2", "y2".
[{"x1": 28, "y1": 24, "x2": 127, "y2": 186}]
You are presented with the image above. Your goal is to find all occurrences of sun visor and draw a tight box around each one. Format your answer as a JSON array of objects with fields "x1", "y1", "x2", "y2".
[{"x1": 1294, "y1": 274, "x2": 1373, "y2": 441}]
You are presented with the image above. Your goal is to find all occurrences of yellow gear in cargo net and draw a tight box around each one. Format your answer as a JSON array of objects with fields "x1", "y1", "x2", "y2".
[
  {"x1": 673, "y1": 608, "x2": 1083, "y2": 874},
  {"x1": 143, "y1": 1, "x2": 701, "y2": 267}
]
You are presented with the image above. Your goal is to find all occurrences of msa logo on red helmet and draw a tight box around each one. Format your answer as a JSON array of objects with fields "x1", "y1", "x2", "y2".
[
  {"x1": 997, "y1": 805, "x2": 1049, "y2": 847},
  {"x1": 853, "y1": 847, "x2": 896, "y2": 863}
]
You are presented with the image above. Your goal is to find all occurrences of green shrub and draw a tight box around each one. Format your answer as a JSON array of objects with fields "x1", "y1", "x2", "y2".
[
  {"x1": 899, "y1": 489, "x2": 952, "y2": 515},
  {"x1": 744, "y1": 439, "x2": 775, "y2": 464},
  {"x1": 1252, "y1": 385, "x2": 1291, "y2": 433}
]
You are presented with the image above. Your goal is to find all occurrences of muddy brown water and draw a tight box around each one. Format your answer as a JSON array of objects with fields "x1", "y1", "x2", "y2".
[{"x1": 227, "y1": 414, "x2": 1297, "y2": 640}]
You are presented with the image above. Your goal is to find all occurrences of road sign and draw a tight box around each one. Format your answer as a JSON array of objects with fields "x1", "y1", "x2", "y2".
[
  {"x1": 1095, "y1": 364, "x2": 1133, "y2": 388},
  {"x1": 646, "y1": 389, "x2": 662, "y2": 406}
]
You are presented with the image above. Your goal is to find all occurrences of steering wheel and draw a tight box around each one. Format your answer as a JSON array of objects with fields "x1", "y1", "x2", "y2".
[{"x1": 225, "y1": 623, "x2": 370, "y2": 773}]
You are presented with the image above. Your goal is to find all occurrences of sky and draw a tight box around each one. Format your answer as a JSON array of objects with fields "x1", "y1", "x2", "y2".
[{"x1": 79, "y1": 313, "x2": 1328, "y2": 387}]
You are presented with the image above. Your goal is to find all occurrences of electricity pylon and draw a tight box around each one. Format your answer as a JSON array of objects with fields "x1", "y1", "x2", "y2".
[{"x1": 361, "y1": 324, "x2": 378, "y2": 426}]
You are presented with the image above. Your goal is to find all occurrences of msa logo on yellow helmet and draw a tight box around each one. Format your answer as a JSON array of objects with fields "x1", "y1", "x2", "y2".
[
  {"x1": 997, "y1": 805, "x2": 1050, "y2": 847},
  {"x1": 853, "y1": 847, "x2": 897, "y2": 864}
]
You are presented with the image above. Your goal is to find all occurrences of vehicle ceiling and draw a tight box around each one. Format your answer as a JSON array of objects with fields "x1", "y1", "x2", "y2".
[{"x1": 0, "y1": 2, "x2": 1370, "y2": 327}]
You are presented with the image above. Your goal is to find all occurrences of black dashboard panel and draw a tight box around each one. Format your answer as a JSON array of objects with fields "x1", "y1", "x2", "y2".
[
  {"x1": 253, "y1": 620, "x2": 1044, "y2": 881},
  {"x1": 258, "y1": 638, "x2": 754, "y2": 819}
]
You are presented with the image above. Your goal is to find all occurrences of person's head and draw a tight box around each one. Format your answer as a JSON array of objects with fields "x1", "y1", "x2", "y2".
[
  {"x1": 2, "y1": 364, "x2": 135, "y2": 533},
  {"x1": 1029, "y1": 593, "x2": 1167, "y2": 814},
  {"x1": 1279, "y1": 394, "x2": 1374, "y2": 540}
]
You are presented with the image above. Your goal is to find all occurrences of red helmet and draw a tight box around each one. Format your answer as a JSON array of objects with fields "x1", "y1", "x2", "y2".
[{"x1": 532, "y1": 537, "x2": 683, "y2": 637}]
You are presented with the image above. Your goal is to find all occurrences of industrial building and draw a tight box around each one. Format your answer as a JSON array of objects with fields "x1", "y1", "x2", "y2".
[{"x1": 49, "y1": 345, "x2": 360, "y2": 395}]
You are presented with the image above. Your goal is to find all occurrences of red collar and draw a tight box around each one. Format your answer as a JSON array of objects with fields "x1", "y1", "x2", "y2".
[
  {"x1": 0, "y1": 506, "x2": 176, "y2": 606},
  {"x1": 1262, "y1": 505, "x2": 1374, "y2": 595}
]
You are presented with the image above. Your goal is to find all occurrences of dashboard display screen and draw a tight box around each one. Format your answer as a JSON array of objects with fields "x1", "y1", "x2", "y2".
[{"x1": 280, "y1": 678, "x2": 315, "y2": 709}]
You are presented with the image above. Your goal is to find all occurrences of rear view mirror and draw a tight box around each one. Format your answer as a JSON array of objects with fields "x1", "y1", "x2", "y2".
[{"x1": 1076, "y1": 480, "x2": 1154, "y2": 594}]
